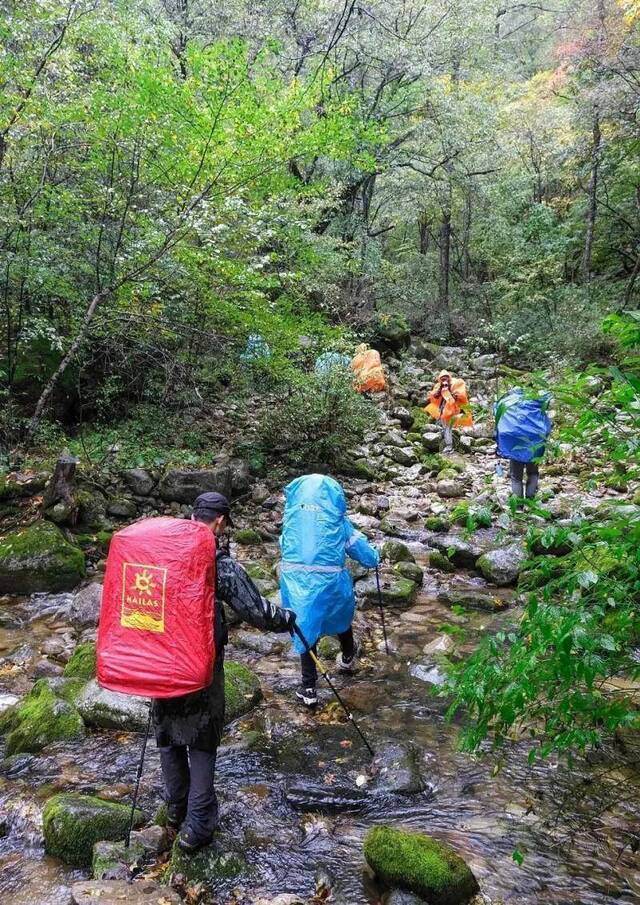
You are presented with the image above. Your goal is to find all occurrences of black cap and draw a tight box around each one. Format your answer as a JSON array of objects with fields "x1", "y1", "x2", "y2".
[{"x1": 192, "y1": 492, "x2": 234, "y2": 526}]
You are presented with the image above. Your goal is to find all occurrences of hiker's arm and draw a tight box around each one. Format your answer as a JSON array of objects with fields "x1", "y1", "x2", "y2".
[
  {"x1": 216, "y1": 553, "x2": 292, "y2": 633},
  {"x1": 344, "y1": 519, "x2": 380, "y2": 569}
]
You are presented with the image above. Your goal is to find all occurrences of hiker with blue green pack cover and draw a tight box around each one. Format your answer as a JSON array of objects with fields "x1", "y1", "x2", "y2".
[{"x1": 279, "y1": 474, "x2": 380, "y2": 707}]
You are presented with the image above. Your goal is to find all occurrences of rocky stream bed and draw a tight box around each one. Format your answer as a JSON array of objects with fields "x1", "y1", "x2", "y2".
[{"x1": 1, "y1": 346, "x2": 639, "y2": 904}]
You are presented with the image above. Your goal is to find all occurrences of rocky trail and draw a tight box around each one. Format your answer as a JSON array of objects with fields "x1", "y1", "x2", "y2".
[{"x1": 1, "y1": 345, "x2": 639, "y2": 905}]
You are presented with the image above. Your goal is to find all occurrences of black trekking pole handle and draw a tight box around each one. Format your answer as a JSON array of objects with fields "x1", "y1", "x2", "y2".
[
  {"x1": 291, "y1": 623, "x2": 374, "y2": 757},
  {"x1": 375, "y1": 565, "x2": 390, "y2": 655}
]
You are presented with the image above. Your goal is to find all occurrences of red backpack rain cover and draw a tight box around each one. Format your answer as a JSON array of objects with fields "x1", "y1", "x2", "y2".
[{"x1": 97, "y1": 517, "x2": 216, "y2": 699}]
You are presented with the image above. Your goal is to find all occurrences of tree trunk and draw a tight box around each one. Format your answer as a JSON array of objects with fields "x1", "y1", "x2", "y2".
[
  {"x1": 418, "y1": 213, "x2": 429, "y2": 254},
  {"x1": 462, "y1": 190, "x2": 472, "y2": 280},
  {"x1": 581, "y1": 108, "x2": 601, "y2": 284},
  {"x1": 43, "y1": 452, "x2": 78, "y2": 514},
  {"x1": 438, "y1": 206, "x2": 452, "y2": 330},
  {"x1": 26, "y1": 289, "x2": 110, "y2": 441}
]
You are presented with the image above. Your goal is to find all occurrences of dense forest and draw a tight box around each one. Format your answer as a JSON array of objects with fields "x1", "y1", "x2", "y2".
[{"x1": 0, "y1": 2, "x2": 639, "y2": 905}]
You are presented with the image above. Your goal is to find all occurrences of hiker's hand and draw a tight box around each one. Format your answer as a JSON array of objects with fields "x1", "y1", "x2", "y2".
[{"x1": 282, "y1": 609, "x2": 297, "y2": 633}]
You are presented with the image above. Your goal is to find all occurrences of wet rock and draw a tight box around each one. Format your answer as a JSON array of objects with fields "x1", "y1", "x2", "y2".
[
  {"x1": 72, "y1": 880, "x2": 181, "y2": 905},
  {"x1": 382, "y1": 540, "x2": 415, "y2": 563},
  {"x1": 255, "y1": 897, "x2": 306, "y2": 905},
  {"x1": 34, "y1": 658, "x2": 65, "y2": 677},
  {"x1": 92, "y1": 838, "x2": 145, "y2": 880},
  {"x1": 394, "y1": 561, "x2": 424, "y2": 585},
  {"x1": 615, "y1": 726, "x2": 640, "y2": 760},
  {"x1": 476, "y1": 543, "x2": 527, "y2": 586},
  {"x1": 0, "y1": 521, "x2": 85, "y2": 594},
  {"x1": 0, "y1": 678, "x2": 85, "y2": 755},
  {"x1": 422, "y1": 431, "x2": 442, "y2": 452},
  {"x1": 386, "y1": 891, "x2": 429, "y2": 905},
  {"x1": 436, "y1": 479, "x2": 464, "y2": 499},
  {"x1": 106, "y1": 497, "x2": 137, "y2": 519},
  {"x1": 424, "y1": 515, "x2": 450, "y2": 533},
  {"x1": 409, "y1": 663, "x2": 447, "y2": 686},
  {"x1": 76, "y1": 489, "x2": 110, "y2": 530},
  {"x1": 358, "y1": 575, "x2": 417, "y2": 609},
  {"x1": 43, "y1": 792, "x2": 144, "y2": 867},
  {"x1": 371, "y1": 741, "x2": 426, "y2": 794},
  {"x1": 63, "y1": 641, "x2": 96, "y2": 679},
  {"x1": 122, "y1": 468, "x2": 156, "y2": 496},
  {"x1": 224, "y1": 661, "x2": 262, "y2": 722},
  {"x1": 428, "y1": 535, "x2": 483, "y2": 570},
  {"x1": 380, "y1": 514, "x2": 410, "y2": 538},
  {"x1": 129, "y1": 824, "x2": 170, "y2": 854},
  {"x1": 76, "y1": 680, "x2": 149, "y2": 731},
  {"x1": 233, "y1": 630, "x2": 284, "y2": 656},
  {"x1": 437, "y1": 588, "x2": 509, "y2": 613},
  {"x1": 423, "y1": 634, "x2": 455, "y2": 656},
  {"x1": 340, "y1": 682, "x2": 381, "y2": 713},
  {"x1": 428, "y1": 551, "x2": 456, "y2": 573},
  {"x1": 158, "y1": 466, "x2": 232, "y2": 504},
  {"x1": 385, "y1": 446, "x2": 419, "y2": 467},
  {"x1": 286, "y1": 781, "x2": 368, "y2": 811},
  {"x1": 167, "y1": 834, "x2": 247, "y2": 884},
  {"x1": 317, "y1": 635, "x2": 340, "y2": 658},
  {"x1": 0, "y1": 692, "x2": 20, "y2": 713},
  {"x1": 364, "y1": 825, "x2": 479, "y2": 905},
  {"x1": 66, "y1": 582, "x2": 103, "y2": 629}
]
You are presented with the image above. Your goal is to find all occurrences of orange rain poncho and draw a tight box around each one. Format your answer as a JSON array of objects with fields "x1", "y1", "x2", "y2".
[
  {"x1": 425, "y1": 369, "x2": 473, "y2": 427},
  {"x1": 351, "y1": 343, "x2": 386, "y2": 394}
]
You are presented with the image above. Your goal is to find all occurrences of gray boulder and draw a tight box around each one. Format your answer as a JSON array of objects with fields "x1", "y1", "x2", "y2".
[
  {"x1": 477, "y1": 543, "x2": 527, "y2": 586},
  {"x1": 436, "y1": 478, "x2": 464, "y2": 498},
  {"x1": 385, "y1": 446, "x2": 418, "y2": 466},
  {"x1": 371, "y1": 741, "x2": 426, "y2": 794},
  {"x1": 106, "y1": 497, "x2": 137, "y2": 519},
  {"x1": 67, "y1": 583, "x2": 103, "y2": 629},
  {"x1": 391, "y1": 407, "x2": 414, "y2": 429},
  {"x1": 158, "y1": 466, "x2": 232, "y2": 504},
  {"x1": 382, "y1": 540, "x2": 415, "y2": 563},
  {"x1": 428, "y1": 534, "x2": 484, "y2": 569},
  {"x1": 75, "y1": 680, "x2": 149, "y2": 731},
  {"x1": 122, "y1": 468, "x2": 156, "y2": 496},
  {"x1": 422, "y1": 431, "x2": 441, "y2": 452},
  {"x1": 358, "y1": 575, "x2": 417, "y2": 608}
]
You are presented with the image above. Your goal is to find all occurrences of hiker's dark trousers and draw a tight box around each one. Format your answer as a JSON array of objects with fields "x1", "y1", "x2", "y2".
[
  {"x1": 301, "y1": 627, "x2": 355, "y2": 687},
  {"x1": 510, "y1": 459, "x2": 539, "y2": 499},
  {"x1": 160, "y1": 745, "x2": 218, "y2": 841}
]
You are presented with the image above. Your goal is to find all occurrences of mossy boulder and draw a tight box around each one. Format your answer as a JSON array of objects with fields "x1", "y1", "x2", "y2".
[
  {"x1": 382, "y1": 540, "x2": 415, "y2": 564},
  {"x1": 0, "y1": 471, "x2": 48, "y2": 500},
  {"x1": 76, "y1": 490, "x2": 110, "y2": 530},
  {"x1": 364, "y1": 825, "x2": 479, "y2": 905},
  {"x1": 394, "y1": 561, "x2": 424, "y2": 585},
  {"x1": 63, "y1": 641, "x2": 96, "y2": 679},
  {"x1": 43, "y1": 792, "x2": 144, "y2": 867},
  {"x1": 224, "y1": 662, "x2": 262, "y2": 722},
  {"x1": 373, "y1": 312, "x2": 411, "y2": 353},
  {"x1": 425, "y1": 516, "x2": 450, "y2": 533},
  {"x1": 167, "y1": 835, "x2": 246, "y2": 885},
  {"x1": 410, "y1": 408, "x2": 430, "y2": 433},
  {"x1": 359, "y1": 575, "x2": 417, "y2": 608},
  {"x1": 1, "y1": 678, "x2": 85, "y2": 756},
  {"x1": 477, "y1": 544, "x2": 527, "y2": 586},
  {"x1": 450, "y1": 502, "x2": 492, "y2": 529},
  {"x1": 0, "y1": 521, "x2": 85, "y2": 594},
  {"x1": 428, "y1": 551, "x2": 456, "y2": 573},
  {"x1": 234, "y1": 528, "x2": 262, "y2": 546}
]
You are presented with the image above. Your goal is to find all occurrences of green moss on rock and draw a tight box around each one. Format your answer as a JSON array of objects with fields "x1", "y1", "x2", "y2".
[
  {"x1": 450, "y1": 502, "x2": 492, "y2": 529},
  {"x1": 224, "y1": 662, "x2": 262, "y2": 722},
  {"x1": 63, "y1": 642, "x2": 96, "y2": 679},
  {"x1": 364, "y1": 825, "x2": 479, "y2": 905},
  {"x1": 410, "y1": 408, "x2": 430, "y2": 432},
  {"x1": 3, "y1": 679, "x2": 85, "y2": 756},
  {"x1": 0, "y1": 521, "x2": 85, "y2": 594},
  {"x1": 429, "y1": 551, "x2": 456, "y2": 573},
  {"x1": 92, "y1": 838, "x2": 145, "y2": 880},
  {"x1": 425, "y1": 516, "x2": 450, "y2": 533},
  {"x1": 167, "y1": 835, "x2": 246, "y2": 885},
  {"x1": 394, "y1": 561, "x2": 424, "y2": 585},
  {"x1": 234, "y1": 528, "x2": 262, "y2": 546},
  {"x1": 382, "y1": 540, "x2": 415, "y2": 564},
  {"x1": 43, "y1": 792, "x2": 144, "y2": 867}
]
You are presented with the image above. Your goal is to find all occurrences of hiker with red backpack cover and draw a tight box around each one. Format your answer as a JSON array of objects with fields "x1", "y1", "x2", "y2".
[{"x1": 98, "y1": 492, "x2": 295, "y2": 854}]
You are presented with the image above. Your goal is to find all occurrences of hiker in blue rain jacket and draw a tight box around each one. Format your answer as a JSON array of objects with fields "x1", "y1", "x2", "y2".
[{"x1": 279, "y1": 474, "x2": 380, "y2": 707}]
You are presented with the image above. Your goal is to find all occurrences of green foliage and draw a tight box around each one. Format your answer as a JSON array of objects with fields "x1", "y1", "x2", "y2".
[
  {"x1": 234, "y1": 529, "x2": 262, "y2": 546},
  {"x1": 258, "y1": 371, "x2": 375, "y2": 467}
]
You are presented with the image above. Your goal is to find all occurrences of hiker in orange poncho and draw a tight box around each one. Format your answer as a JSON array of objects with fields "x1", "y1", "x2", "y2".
[
  {"x1": 351, "y1": 343, "x2": 386, "y2": 394},
  {"x1": 424, "y1": 369, "x2": 473, "y2": 453}
]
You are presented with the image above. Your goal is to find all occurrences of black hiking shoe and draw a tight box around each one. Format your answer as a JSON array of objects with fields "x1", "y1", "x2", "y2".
[
  {"x1": 336, "y1": 641, "x2": 361, "y2": 673},
  {"x1": 295, "y1": 685, "x2": 318, "y2": 707},
  {"x1": 166, "y1": 803, "x2": 187, "y2": 832},
  {"x1": 176, "y1": 826, "x2": 214, "y2": 854}
]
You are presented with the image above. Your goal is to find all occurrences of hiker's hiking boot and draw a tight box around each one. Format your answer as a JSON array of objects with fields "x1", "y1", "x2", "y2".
[
  {"x1": 176, "y1": 826, "x2": 214, "y2": 854},
  {"x1": 295, "y1": 685, "x2": 318, "y2": 707},
  {"x1": 166, "y1": 803, "x2": 187, "y2": 832},
  {"x1": 336, "y1": 642, "x2": 361, "y2": 673}
]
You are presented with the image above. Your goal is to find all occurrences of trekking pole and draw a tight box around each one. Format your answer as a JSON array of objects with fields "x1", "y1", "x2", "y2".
[
  {"x1": 375, "y1": 565, "x2": 389, "y2": 655},
  {"x1": 291, "y1": 623, "x2": 374, "y2": 757},
  {"x1": 126, "y1": 704, "x2": 153, "y2": 848}
]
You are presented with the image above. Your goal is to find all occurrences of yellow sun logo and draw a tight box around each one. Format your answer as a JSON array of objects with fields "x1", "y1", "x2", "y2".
[{"x1": 133, "y1": 569, "x2": 155, "y2": 596}]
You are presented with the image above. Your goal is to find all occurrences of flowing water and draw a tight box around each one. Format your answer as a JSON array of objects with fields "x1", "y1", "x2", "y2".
[{"x1": 1, "y1": 567, "x2": 639, "y2": 905}]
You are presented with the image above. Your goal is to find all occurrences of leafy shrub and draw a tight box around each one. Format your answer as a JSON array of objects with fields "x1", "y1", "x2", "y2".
[{"x1": 258, "y1": 371, "x2": 375, "y2": 467}]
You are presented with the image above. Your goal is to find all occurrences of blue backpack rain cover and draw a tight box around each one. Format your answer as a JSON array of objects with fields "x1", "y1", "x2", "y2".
[
  {"x1": 496, "y1": 389, "x2": 552, "y2": 463},
  {"x1": 280, "y1": 474, "x2": 379, "y2": 653},
  {"x1": 314, "y1": 352, "x2": 351, "y2": 375}
]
